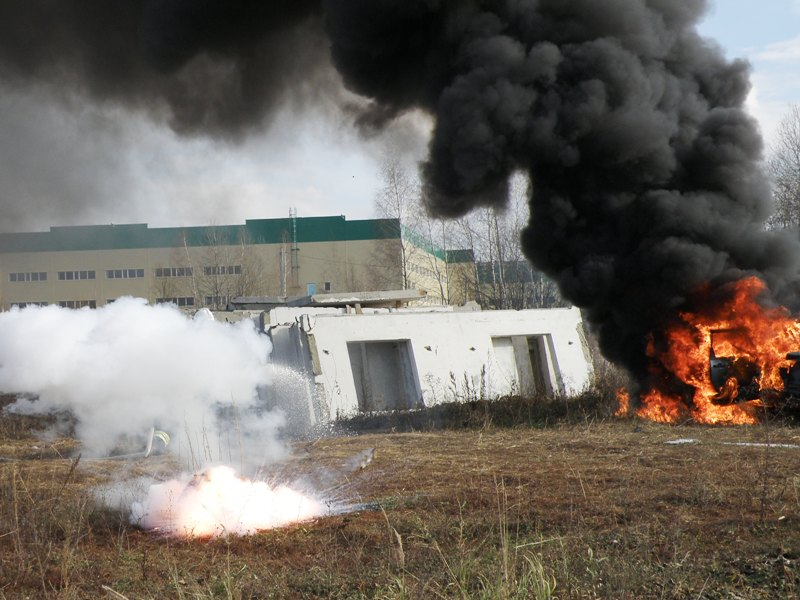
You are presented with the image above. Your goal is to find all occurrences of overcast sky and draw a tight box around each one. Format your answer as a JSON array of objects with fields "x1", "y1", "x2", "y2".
[{"x1": 1, "y1": 1, "x2": 798, "y2": 233}]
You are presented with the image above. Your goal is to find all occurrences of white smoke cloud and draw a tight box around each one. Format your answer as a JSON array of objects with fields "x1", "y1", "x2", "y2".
[{"x1": 0, "y1": 297, "x2": 286, "y2": 469}]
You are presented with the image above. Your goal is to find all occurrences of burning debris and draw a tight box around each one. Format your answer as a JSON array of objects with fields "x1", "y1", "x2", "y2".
[{"x1": 621, "y1": 277, "x2": 800, "y2": 424}]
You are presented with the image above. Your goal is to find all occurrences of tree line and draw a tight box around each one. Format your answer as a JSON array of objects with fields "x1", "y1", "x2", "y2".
[
  {"x1": 373, "y1": 154, "x2": 567, "y2": 310},
  {"x1": 768, "y1": 104, "x2": 800, "y2": 230}
]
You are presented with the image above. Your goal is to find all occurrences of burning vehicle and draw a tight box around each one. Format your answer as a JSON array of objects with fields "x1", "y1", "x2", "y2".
[
  {"x1": 624, "y1": 278, "x2": 800, "y2": 425},
  {"x1": 709, "y1": 329, "x2": 800, "y2": 413}
]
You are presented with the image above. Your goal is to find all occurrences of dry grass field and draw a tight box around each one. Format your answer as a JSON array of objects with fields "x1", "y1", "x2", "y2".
[{"x1": 1, "y1": 394, "x2": 799, "y2": 599}]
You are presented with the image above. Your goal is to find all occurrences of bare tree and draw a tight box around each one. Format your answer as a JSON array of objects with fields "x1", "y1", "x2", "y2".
[
  {"x1": 373, "y1": 157, "x2": 564, "y2": 308},
  {"x1": 150, "y1": 235, "x2": 198, "y2": 307},
  {"x1": 231, "y1": 228, "x2": 269, "y2": 298},
  {"x1": 374, "y1": 153, "x2": 464, "y2": 303},
  {"x1": 449, "y1": 173, "x2": 566, "y2": 309},
  {"x1": 196, "y1": 226, "x2": 268, "y2": 309},
  {"x1": 767, "y1": 104, "x2": 800, "y2": 229},
  {"x1": 419, "y1": 219, "x2": 452, "y2": 304},
  {"x1": 373, "y1": 154, "x2": 424, "y2": 289}
]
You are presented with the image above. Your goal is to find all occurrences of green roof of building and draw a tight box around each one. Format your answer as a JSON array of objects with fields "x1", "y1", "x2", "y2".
[
  {"x1": 0, "y1": 216, "x2": 401, "y2": 253},
  {"x1": 446, "y1": 249, "x2": 475, "y2": 263}
]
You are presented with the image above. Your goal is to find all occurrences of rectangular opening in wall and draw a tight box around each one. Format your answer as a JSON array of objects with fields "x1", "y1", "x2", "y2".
[
  {"x1": 491, "y1": 337, "x2": 519, "y2": 393},
  {"x1": 525, "y1": 335, "x2": 553, "y2": 396},
  {"x1": 347, "y1": 340, "x2": 420, "y2": 412},
  {"x1": 491, "y1": 335, "x2": 561, "y2": 397}
]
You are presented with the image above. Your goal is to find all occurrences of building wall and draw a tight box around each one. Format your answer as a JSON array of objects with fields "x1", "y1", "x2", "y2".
[
  {"x1": 0, "y1": 217, "x2": 410, "y2": 310},
  {"x1": 405, "y1": 240, "x2": 450, "y2": 304},
  {"x1": 446, "y1": 255, "x2": 478, "y2": 306},
  {"x1": 267, "y1": 306, "x2": 594, "y2": 418}
]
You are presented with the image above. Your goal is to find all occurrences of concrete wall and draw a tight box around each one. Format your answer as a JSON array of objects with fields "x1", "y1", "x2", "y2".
[{"x1": 267, "y1": 306, "x2": 594, "y2": 419}]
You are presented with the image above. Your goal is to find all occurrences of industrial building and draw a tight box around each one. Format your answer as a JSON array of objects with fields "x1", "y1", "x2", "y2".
[{"x1": 0, "y1": 215, "x2": 465, "y2": 311}]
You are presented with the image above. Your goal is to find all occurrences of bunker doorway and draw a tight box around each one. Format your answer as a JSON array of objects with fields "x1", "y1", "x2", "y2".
[
  {"x1": 347, "y1": 340, "x2": 420, "y2": 412},
  {"x1": 491, "y1": 334, "x2": 563, "y2": 396}
]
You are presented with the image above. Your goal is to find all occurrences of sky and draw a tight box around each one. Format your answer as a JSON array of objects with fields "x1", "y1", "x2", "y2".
[
  {"x1": 1, "y1": 1, "x2": 799, "y2": 233},
  {"x1": 697, "y1": 0, "x2": 800, "y2": 149}
]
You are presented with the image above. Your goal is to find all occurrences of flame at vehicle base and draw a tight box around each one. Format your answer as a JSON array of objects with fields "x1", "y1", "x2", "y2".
[
  {"x1": 618, "y1": 277, "x2": 800, "y2": 425},
  {"x1": 131, "y1": 465, "x2": 327, "y2": 538}
]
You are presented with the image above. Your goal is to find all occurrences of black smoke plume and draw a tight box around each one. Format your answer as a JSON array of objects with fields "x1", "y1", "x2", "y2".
[
  {"x1": 2, "y1": 0, "x2": 797, "y2": 388},
  {"x1": 0, "y1": 0, "x2": 326, "y2": 136},
  {"x1": 328, "y1": 0, "x2": 800, "y2": 385}
]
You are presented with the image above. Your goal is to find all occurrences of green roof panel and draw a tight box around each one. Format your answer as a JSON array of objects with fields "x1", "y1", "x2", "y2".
[{"x1": 0, "y1": 216, "x2": 402, "y2": 253}]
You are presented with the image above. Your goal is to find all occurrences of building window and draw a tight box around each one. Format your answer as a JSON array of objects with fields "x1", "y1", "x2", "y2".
[
  {"x1": 106, "y1": 268, "x2": 145, "y2": 279},
  {"x1": 155, "y1": 267, "x2": 193, "y2": 278},
  {"x1": 156, "y1": 297, "x2": 195, "y2": 307},
  {"x1": 58, "y1": 300, "x2": 97, "y2": 309},
  {"x1": 57, "y1": 270, "x2": 96, "y2": 281},
  {"x1": 204, "y1": 295, "x2": 230, "y2": 307},
  {"x1": 409, "y1": 263, "x2": 440, "y2": 279},
  {"x1": 11, "y1": 301, "x2": 48, "y2": 308},
  {"x1": 9, "y1": 272, "x2": 47, "y2": 282},
  {"x1": 323, "y1": 281, "x2": 332, "y2": 292},
  {"x1": 203, "y1": 265, "x2": 241, "y2": 276}
]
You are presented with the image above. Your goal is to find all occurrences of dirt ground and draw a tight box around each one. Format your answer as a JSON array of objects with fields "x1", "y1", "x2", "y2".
[{"x1": 1, "y1": 415, "x2": 799, "y2": 599}]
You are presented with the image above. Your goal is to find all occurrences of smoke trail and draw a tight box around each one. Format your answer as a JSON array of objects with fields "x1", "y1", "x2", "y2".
[{"x1": 0, "y1": 298, "x2": 284, "y2": 467}]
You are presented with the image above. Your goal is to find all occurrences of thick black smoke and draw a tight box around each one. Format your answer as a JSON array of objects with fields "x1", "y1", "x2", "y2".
[
  {"x1": 2, "y1": 0, "x2": 798, "y2": 385},
  {"x1": 325, "y1": 0, "x2": 800, "y2": 381},
  {"x1": 0, "y1": 0, "x2": 327, "y2": 136}
]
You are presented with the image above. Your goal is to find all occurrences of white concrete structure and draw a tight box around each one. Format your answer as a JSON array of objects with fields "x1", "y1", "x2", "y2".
[{"x1": 264, "y1": 305, "x2": 594, "y2": 422}]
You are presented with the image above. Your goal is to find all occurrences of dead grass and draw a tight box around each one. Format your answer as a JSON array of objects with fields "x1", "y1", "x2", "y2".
[{"x1": 1, "y1": 406, "x2": 799, "y2": 598}]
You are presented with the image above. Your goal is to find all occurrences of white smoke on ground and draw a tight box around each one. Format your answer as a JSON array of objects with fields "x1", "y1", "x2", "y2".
[{"x1": 0, "y1": 297, "x2": 286, "y2": 470}]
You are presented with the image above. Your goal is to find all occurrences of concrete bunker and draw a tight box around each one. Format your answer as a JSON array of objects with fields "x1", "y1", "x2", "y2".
[{"x1": 257, "y1": 291, "x2": 595, "y2": 422}]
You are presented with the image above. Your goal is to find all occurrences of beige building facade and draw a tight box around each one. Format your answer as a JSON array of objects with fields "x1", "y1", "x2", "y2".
[{"x1": 0, "y1": 216, "x2": 463, "y2": 311}]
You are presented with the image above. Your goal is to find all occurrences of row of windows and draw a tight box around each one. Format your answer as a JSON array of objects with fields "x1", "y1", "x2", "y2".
[
  {"x1": 410, "y1": 263, "x2": 445, "y2": 281},
  {"x1": 10, "y1": 296, "x2": 239, "y2": 309},
  {"x1": 58, "y1": 300, "x2": 97, "y2": 309},
  {"x1": 203, "y1": 265, "x2": 242, "y2": 276},
  {"x1": 11, "y1": 266, "x2": 246, "y2": 282},
  {"x1": 9, "y1": 272, "x2": 47, "y2": 282},
  {"x1": 205, "y1": 295, "x2": 230, "y2": 307},
  {"x1": 156, "y1": 297, "x2": 195, "y2": 307},
  {"x1": 155, "y1": 267, "x2": 193, "y2": 278},
  {"x1": 107, "y1": 269, "x2": 145, "y2": 279},
  {"x1": 59, "y1": 270, "x2": 96, "y2": 280},
  {"x1": 10, "y1": 298, "x2": 214, "y2": 310}
]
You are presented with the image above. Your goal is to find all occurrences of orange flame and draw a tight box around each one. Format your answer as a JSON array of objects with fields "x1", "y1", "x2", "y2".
[
  {"x1": 623, "y1": 277, "x2": 800, "y2": 425},
  {"x1": 614, "y1": 388, "x2": 630, "y2": 417},
  {"x1": 132, "y1": 466, "x2": 327, "y2": 538}
]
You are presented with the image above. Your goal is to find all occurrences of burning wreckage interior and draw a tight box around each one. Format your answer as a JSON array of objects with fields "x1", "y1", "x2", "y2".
[
  {"x1": 622, "y1": 277, "x2": 800, "y2": 425},
  {"x1": 709, "y1": 330, "x2": 800, "y2": 410}
]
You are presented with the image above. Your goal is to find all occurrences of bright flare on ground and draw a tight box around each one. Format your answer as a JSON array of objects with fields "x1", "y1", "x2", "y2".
[{"x1": 131, "y1": 466, "x2": 327, "y2": 538}]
